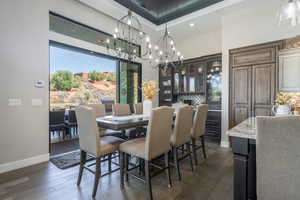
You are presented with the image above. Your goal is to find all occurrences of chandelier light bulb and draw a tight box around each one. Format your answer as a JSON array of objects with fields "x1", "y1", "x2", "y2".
[
  {"x1": 170, "y1": 40, "x2": 174, "y2": 45},
  {"x1": 146, "y1": 36, "x2": 150, "y2": 42},
  {"x1": 106, "y1": 38, "x2": 110, "y2": 44},
  {"x1": 177, "y1": 52, "x2": 181, "y2": 56},
  {"x1": 139, "y1": 31, "x2": 143, "y2": 36},
  {"x1": 154, "y1": 45, "x2": 159, "y2": 50},
  {"x1": 113, "y1": 34, "x2": 117, "y2": 39},
  {"x1": 114, "y1": 28, "x2": 119, "y2": 33},
  {"x1": 159, "y1": 50, "x2": 163, "y2": 55},
  {"x1": 127, "y1": 19, "x2": 132, "y2": 25},
  {"x1": 155, "y1": 59, "x2": 159, "y2": 63},
  {"x1": 149, "y1": 55, "x2": 153, "y2": 59},
  {"x1": 133, "y1": 49, "x2": 137, "y2": 53},
  {"x1": 148, "y1": 44, "x2": 152, "y2": 49}
]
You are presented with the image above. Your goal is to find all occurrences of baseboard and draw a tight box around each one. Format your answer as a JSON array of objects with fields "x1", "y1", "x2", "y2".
[
  {"x1": 220, "y1": 140, "x2": 230, "y2": 148},
  {"x1": 0, "y1": 153, "x2": 49, "y2": 174}
]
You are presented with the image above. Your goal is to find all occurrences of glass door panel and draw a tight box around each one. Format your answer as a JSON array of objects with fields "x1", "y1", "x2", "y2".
[{"x1": 119, "y1": 61, "x2": 141, "y2": 104}]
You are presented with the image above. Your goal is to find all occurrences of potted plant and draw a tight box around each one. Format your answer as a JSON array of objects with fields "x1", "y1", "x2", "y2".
[
  {"x1": 272, "y1": 92, "x2": 292, "y2": 116},
  {"x1": 142, "y1": 80, "x2": 159, "y2": 116}
]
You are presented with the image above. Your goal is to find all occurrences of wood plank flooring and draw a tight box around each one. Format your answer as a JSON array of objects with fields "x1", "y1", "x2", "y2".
[{"x1": 0, "y1": 145, "x2": 233, "y2": 200}]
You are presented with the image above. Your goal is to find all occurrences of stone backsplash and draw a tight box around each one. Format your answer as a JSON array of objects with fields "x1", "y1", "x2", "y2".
[{"x1": 177, "y1": 94, "x2": 206, "y2": 105}]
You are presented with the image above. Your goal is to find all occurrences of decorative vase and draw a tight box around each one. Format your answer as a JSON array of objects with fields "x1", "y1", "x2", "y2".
[
  {"x1": 143, "y1": 99, "x2": 153, "y2": 116},
  {"x1": 272, "y1": 104, "x2": 292, "y2": 116}
]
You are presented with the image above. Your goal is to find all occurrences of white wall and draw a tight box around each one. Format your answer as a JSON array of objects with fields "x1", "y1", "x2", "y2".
[
  {"x1": 0, "y1": 0, "x2": 158, "y2": 173},
  {"x1": 220, "y1": 0, "x2": 300, "y2": 146},
  {"x1": 176, "y1": 29, "x2": 222, "y2": 59},
  {"x1": 0, "y1": 0, "x2": 50, "y2": 172}
]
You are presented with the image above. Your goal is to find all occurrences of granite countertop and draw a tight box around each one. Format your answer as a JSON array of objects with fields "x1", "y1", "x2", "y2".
[{"x1": 227, "y1": 117, "x2": 257, "y2": 140}]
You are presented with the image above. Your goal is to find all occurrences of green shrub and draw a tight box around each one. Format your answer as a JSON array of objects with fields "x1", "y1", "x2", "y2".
[
  {"x1": 106, "y1": 72, "x2": 116, "y2": 82},
  {"x1": 50, "y1": 70, "x2": 80, "y2": 91},
  {"x1": 89, "y1": 71, "x2": 106, "y2": 81}
]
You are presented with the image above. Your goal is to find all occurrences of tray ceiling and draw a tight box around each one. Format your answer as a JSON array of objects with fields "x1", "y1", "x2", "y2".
[{"x1": 113, "y1": 0, "x2": 224, "y2": 25}]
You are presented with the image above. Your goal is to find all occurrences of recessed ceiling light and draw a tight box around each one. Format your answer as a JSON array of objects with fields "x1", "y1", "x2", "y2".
[{"x1": 189, "y1": 23, "x2": 194, "y2": 27}]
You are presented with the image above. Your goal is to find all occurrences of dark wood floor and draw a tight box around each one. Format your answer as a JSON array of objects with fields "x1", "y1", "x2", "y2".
[{"x1": 0, "y1": 145, "x2": 233, "y2": 200}]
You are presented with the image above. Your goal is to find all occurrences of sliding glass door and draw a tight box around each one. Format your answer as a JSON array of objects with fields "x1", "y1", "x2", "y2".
[{"x1": 119, "y1": 61, "x2": 142, "y2": 104}]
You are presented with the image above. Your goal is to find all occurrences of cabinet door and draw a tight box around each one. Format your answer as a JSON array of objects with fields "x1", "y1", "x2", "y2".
[
  {"x1": 232, "y1": 66, "x2": 252, "y2": 126},
  {"x1": 252, "y1": 63, "x2": 275, "y2": 116}
]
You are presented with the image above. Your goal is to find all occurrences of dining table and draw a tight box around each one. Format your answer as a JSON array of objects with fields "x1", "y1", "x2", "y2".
[{"x1": 96, "y1": 114, "x2": 150, "y2": 131}]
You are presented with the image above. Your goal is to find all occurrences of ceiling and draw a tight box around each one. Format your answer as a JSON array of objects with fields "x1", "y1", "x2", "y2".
[{"x1": 113, "y1": 0, "x2": 224, "y2": 25}]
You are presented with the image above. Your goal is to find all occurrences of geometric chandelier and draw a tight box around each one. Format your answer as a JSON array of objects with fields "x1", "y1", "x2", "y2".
[
  {"x1": 105, "y1": 10, "x2": 154, "y2": 62},
  {"x1": 153, "y1": 24, "x2": 184, "y2": 71}
]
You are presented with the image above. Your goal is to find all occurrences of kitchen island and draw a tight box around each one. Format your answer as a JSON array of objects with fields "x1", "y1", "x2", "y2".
[{"x1": 227, "y1": 117, "x2": 257, "y2": 200}]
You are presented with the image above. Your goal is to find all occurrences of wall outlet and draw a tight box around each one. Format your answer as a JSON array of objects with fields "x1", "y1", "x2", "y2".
[
  {"x1": 8, "y1": 98, "x2": 22, "y2": 106},
  {"x1": 32, "y1": 98, "x2": 43, "y2": 106}
]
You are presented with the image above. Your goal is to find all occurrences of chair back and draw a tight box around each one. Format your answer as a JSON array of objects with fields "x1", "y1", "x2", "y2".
[
  {"x1": 75, "y1": 106, "x2": 99, "y2": 156},
  {"x1": 113, "y1": 103, "x2": 131, "y2": 116},
  {"x1": 87, "y1": 104, "x2": 106, "y2": 117},
  {"x1": 256, "y1": 116, "x2": 300, "y2": 200},
  {"x1": 100, "y1": 98, "x2": 114, "y2": 114},
  {"x1": 172, "y1": 102, "x2": 185, "y2": 114},
  {"x1": 134, "y1": 103, "x2": 143, "y2": 114},
  {"x1": 191, "y1": 104, "x2": 208, "y2": 138},
  {"x1": 68, "y1": 110, "x2": 77, "y2": 123},
  {"x1": 145, "y1": 106, "x2": 174, "y2": 160},
  {"x1": 49, "y1": 110, "x2": 65, "y2": 125},
  {"x1": 173, "y1": 105, "x2": 193, "y2": 146}
]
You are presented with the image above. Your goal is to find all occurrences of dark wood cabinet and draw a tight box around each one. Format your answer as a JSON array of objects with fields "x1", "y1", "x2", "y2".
[
  {"x1": 229, "y1": 41, "x2": 281, "y2": 127},
  {"x1": 159, "y1": 66, "x2": 173, "y2": 106},
  {"x1": 205, "y1": 111, "x2": 221, "y2": 142},
  {"x1": 159, "y1": 53, "x2": 222, "y2": 142}
]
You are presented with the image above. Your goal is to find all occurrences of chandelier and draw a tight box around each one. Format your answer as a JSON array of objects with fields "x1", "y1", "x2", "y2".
[
  {"x1": 105, "y1": 10, "x2": 153, "y2": 61},
  {"x1": 154, "y1": 24, "x2": 184, "y2": 71},
  {"x1": 278, "y1": 0, "x2": 300, "y2": 26}
]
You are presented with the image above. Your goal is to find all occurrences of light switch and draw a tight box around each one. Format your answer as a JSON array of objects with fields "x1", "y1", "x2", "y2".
[
  {"x1": 8, "y1": 98, "x2": 22, "y2": 106},
  {"x1": 32, "y1": 98, "x2": 43, "y2": 106}
]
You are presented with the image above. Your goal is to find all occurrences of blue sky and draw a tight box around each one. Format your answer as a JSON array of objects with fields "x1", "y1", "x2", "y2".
[{"x1": 50, "y1": 46, "x2": 117, "y2": 74}]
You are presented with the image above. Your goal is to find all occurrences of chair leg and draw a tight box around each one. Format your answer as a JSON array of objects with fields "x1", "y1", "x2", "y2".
[
  {"x1": 108, "y1": 153, "x2": 112, "y2": 172},
  {"x1": 125, "y1": 153, "x2": 129, "y2": 182},
  {"x1": 77, "y1": 150, "x2": 87, "y2": 186},
  {"x1": 92, "y1": 157, "x2": 101, "y2": 198},
  {"x1": 173, "y1": 146, "x2": 181, "y2": 181},
  {"x1": 186, "y1": 143, "x2": 194, "y2": 171},
  {"x1": 120, "y1": 152, "x2": 125, "y2": 189},
  {"x1": 201, "y1": 136, "x2": 207, "y2": 159},
  {"x1": 191, "y1": 138, "x2": 198, "y2": 165},
  {"x1": 145, "y1": 160, "x2": 153, "y2": 200},
  {"x1": 164, "y1": 152, "x2": 172, "y2": 188}
]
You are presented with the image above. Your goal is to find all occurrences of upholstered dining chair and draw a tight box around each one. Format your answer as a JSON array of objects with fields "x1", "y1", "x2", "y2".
[
  {"x1": 256, "y1": 116, "x2": 300, "y2": 200},
  {"x1": 170, "y1": 105, "x2": 194, "y2": 180},
  {"x1": 75, "y1": 106, "x2": 124, "y2": 198},
  {"x1": 112, "y1": 103, "x2": 131, "y2": 116},
  {"x1": 119, "y1": 106, "x2": 174, "y2": 200},
  {"x1": 86, "y1": 104, "x2": 106, "y2": 117},
  {"x1": 113, "y1": 103, "x2": 140, "y2": 139},
  {"x1": 190, "y1": 104, "x2": 208, "y2": 165},
  {"x1": 134, "y1": 103, "x2": 143, "y2": 114}
]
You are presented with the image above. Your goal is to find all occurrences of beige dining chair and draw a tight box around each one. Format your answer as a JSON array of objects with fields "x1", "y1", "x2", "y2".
[
  {"x1": 75, "y1": 106, "x2": 124, "y2": 198},
  {"x1": 134, "y1": 103, "x2": 143, "y2": 114},
  {"x1": 256, "y1": 116, "x2": 300, "y2": 200},
  {"x1": 113, "y1": 103, "x2": 141, "y2": 138},
  {"x1": 112, "y1": 103, "x2": 131, "y2": 116},
  {"x1": 86, "y1": 104, "x2": 106, "y2": 117},
  {"x1": 170, "y1": 105, "x2": 194, "y2": 180},
  {"x1": 119, "y1": 106, "x2": 174, "y2": 200},
  {"x1": 190, "y1": 104, "x2": 208, "y2": 165}
]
